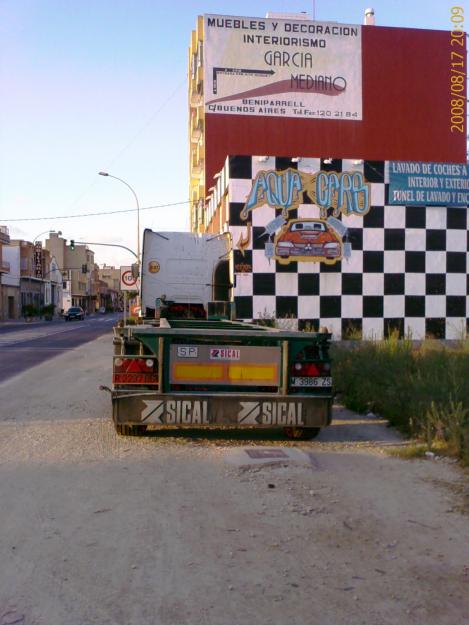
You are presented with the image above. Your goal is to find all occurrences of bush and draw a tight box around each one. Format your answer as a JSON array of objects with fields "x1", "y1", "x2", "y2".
[
  {"x1": 121, "y1": 316, "x2": 138, "y2": 326},
  {"x1": 332, "y1": 335, "x2": 415, "y2": 427},
  {"x1": 41, "y1": 304, "x2": 55, "y2": 318},
  {"x1": 332, "y1": 337, "x2": 469, "y2": 463},
  {"x1": 22, "y1": 304, "x2": 39, "y2": 318}
]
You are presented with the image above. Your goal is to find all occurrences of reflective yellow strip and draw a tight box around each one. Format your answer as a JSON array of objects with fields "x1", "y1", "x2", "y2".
[
  {"x1": 173, "y1": 363, "x2": 224, "y2": 381},
  {"x1": 228, "y1": 364, "x2": 278, "y2": 383}
]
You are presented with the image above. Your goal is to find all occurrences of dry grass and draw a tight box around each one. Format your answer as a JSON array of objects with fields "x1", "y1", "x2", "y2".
[{"x1": 332, "y1": 337, "x2": 469, "y2": 465}]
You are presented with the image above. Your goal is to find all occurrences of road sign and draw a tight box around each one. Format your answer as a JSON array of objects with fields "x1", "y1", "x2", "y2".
[{"x1": 120, "y1": 266, "x2": 139, "y2": 291}]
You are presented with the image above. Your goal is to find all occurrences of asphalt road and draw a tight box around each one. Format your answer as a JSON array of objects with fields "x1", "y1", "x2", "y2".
[
  {"x1": 0, "y1": 313, "x2": 120, "y2": 383},
  {"x1": 1, "y1": 335, "x2": 468, "y2": 625}
]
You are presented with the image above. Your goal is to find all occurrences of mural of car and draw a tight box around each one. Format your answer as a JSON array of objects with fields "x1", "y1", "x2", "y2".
[{"x1": 275, "y1": 219, "x2": 342, "y2": 263}]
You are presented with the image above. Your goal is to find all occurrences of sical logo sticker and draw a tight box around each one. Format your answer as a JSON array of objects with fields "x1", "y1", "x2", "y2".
[
  {"x1": 210, "y1": 348, "x2": 240, "y2": 360},
  {"x1": 148, "y1": 260, "x2": 160, "y2": 273}
]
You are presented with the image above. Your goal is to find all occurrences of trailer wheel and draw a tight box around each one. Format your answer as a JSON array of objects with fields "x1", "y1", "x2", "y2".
[
  {"x1": 115, "y1": 423, "x2": 147, "y2": 437},
  {"x1": 283, "y1": 427, "x2": 321, "y2": 440}
]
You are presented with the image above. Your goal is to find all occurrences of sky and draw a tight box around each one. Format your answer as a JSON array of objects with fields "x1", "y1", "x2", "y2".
[{"x1": 0, "y1": 0, "x2": 464, "y2": 268}]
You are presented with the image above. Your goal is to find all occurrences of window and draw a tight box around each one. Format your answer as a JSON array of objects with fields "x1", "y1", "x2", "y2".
[{"x1": 291, "y1": 222, "x2": 324, "y2": 232}]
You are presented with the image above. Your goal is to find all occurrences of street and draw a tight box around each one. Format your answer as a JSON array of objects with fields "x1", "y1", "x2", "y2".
[
  {"x1": 0, "y1": 330, "x2": 468, "y2": 625},
  {"x1": 0, "y1": 313, "x2": 120, "y2": 383}
]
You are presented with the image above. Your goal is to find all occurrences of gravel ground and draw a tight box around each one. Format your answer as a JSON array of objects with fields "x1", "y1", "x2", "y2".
[{"x1": 0, "y1": 335, "x2": 468, "y2": 625}]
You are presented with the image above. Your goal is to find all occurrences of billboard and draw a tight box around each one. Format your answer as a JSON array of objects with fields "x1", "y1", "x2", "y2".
[
  {"x1": 204, "y1": 14, "x2": 362, "y2": 120},
  {"x1": 389, "y1": 162, "x2": 469, "y2": 207},
  {"x1": 200, "y1": 18, "x2": 467, "y2": 176}
]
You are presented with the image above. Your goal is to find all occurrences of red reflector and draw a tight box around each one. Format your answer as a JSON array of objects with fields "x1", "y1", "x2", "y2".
[
  {"x1": 114, "y1": 358, "x2": 155, "y2": 373},
  {"x1": 113, "y1": 358, "x2": 158, "y2": 385}
]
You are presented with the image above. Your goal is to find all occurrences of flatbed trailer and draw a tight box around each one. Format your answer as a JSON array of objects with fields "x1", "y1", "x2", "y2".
[{"x1": 106, "y1": 318, "x2": 333, "y2": 439}]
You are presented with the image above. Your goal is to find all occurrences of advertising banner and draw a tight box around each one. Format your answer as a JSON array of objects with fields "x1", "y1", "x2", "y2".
[
  {"x1": 204, "y1": 14, "x2": 362, "y2": 120},
  {"x1": 389, "y1": 162, "x2": 469, "y2": 207},
  {"x1": 34, "y1": 243, "x2": 43, "y2": 279}
]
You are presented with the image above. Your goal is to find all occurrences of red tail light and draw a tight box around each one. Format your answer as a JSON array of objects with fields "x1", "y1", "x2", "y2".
[
  {"x1": 113, "y1": 358, "x2": 158, "y2": 385},
  {"x1": 291, "y1": 362, "x2": 330, "y2": 376}
]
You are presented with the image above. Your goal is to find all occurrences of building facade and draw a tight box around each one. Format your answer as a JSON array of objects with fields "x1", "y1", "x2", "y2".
[
  {"x1": 206, "y1": 155, "x2": 468, "y2": 339},
  {"x1": 187, "y1": 13, "x2": 468, "y2": 339},
  {"x1": 0, "y1": 239, "x2": 63, "y2": 318},
  {"x1": 0, "y1": 226, "x2": 15, "y2": 320},
  {"x1": 45, "y1": 233, "x2": 97, "y2": 312},
  {"x1": 1, "y1": 233, "x2": 101, "y2": 319},
  {"x1": 97, "y1": 265, "x2": 122, "y2": 310},
  {"x1": 188, "y1": 15, "x2": 205, "y2": 233}
]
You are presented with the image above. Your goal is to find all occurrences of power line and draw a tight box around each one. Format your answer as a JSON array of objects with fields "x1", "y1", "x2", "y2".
[
  {"x1": 63, "y1": 78, "x2": 187, "y2": 215},
  {"x1": 1, "y1": 200, "x2": 192, "y2": 222},
  {"x1": 3, "y1": 79, "x2": 190, "y2": 225}
]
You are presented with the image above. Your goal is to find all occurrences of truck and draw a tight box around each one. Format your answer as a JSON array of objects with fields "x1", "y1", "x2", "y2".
[{"x1": 102, "y1": 229, "x2": 333, "y2": 439}]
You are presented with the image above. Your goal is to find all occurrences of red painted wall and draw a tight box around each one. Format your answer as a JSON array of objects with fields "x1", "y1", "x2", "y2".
[{"x1": 205, "y1": 25, "x2": 466, "y2": 184}]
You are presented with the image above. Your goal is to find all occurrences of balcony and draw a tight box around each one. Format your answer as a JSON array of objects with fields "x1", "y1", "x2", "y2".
[
  {"x1": 0, "y1": 260, "x2": 10, "y2": 273},
  {"x1": 191, "y1": 119, "x2": 204, "y2": 143},
  {"x1": 0, "y1": 225, "x2": 10, "y2": 244},
  {"x1": 190, "y1": 81, "x2": 204, "y2": 107},
  {"x1": 191, "y1": 157, "x2": 204, "y2": 178}
]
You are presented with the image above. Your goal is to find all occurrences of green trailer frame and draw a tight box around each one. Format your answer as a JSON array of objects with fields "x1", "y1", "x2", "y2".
[{"x1": 108, "y1": 319, "x2": 333, "y2": 438}]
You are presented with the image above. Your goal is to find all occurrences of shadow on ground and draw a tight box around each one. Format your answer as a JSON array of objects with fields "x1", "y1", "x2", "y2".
[{"x1": 140, "y1": 405, "x2": 403, "y2": 447}]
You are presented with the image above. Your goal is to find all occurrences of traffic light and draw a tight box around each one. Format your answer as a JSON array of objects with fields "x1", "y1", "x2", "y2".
[
  {"x1": 131, "y1": 263, "x2": 139, "y2": 279},
  {"x1": 70, "y1": 240, "x2": 75, "y2": 250},
  {"x1": 82, "y1": 264, "x2": 87, "y2": 274}
]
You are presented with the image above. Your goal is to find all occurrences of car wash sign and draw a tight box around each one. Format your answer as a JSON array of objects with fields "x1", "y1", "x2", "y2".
[
  {"x1": 389, "y1": 162, "x2": 469, "y2": 207},
  {"x1": 237, "y1": 168, "x2": 370, "y2": 265},
  {"x1": 241, "y1": 168, "x2": 371, "y2": 219},
  {"x1": 204, "y1": 14, "x2": 362, "y2": 120}
]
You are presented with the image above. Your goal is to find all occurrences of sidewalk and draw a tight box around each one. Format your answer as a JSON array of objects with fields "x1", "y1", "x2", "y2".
[
  {"x1": 0, "y1": 314, "x2": 99, "y2": 331},
  {"x1": 0, "y1": 318, "x2": 61, "y2": 330}
]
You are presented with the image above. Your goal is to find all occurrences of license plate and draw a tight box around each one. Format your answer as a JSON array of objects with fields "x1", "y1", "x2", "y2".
[{"x1": 291, "y1": 376, "x2": 332, "y2": 387}]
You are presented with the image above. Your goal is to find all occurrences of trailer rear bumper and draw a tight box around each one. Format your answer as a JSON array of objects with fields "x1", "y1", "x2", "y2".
[{"x1": 112, "y1": 391, "x2": 332, "y2": 428}]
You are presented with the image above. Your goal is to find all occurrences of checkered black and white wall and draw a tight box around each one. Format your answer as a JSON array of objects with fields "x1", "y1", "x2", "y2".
[{"x1": 226, "y1": 156, "x2": 469, "y2": 340}]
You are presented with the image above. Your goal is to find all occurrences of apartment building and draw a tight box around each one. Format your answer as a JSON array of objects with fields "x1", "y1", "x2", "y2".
[
  {"x1": 0, "y1": 226, "x2": 14, "y2": 320},
  {"x1": 97, "y1": 265, "x2": 122, "y2": 310},
  {"x1": 45, "y1": 233, "x2": 96, "y2": 312}
]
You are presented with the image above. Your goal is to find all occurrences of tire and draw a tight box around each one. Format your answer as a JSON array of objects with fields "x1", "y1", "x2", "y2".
[
  {"x1": 283, "y1": 427, "x2": 321, "y2": 440},
  {"x1": 115, "y1": 423, "x2": 147, "y2": 437}
]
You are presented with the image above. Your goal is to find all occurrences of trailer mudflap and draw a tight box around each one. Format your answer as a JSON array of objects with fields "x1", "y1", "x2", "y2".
[{"x1": 112, "y1": 392, "x2": 332, "y2": 428}]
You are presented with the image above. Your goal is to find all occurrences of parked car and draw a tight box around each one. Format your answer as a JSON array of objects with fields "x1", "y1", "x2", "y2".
[
  {"x1": 64, "y1": 306, "x2": 85, "y2": 321},
  {"x1": 275, "y1": 219, "x2": 342, "y2": 262},
  {"x1": 98, "y1": 306, "x2": 106, "y2": 314}
]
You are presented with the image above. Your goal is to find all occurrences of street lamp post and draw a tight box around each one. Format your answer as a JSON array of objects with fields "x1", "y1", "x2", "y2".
[
  {"x1": 98, "y1": 172, "x2": 140, "y2": 269},
  {"x1": 32, "y1": 229, "x2": 62, "y2": 244},
  {"x1": 98, "y1": 172, "x2": 141, "y2": 312}
]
